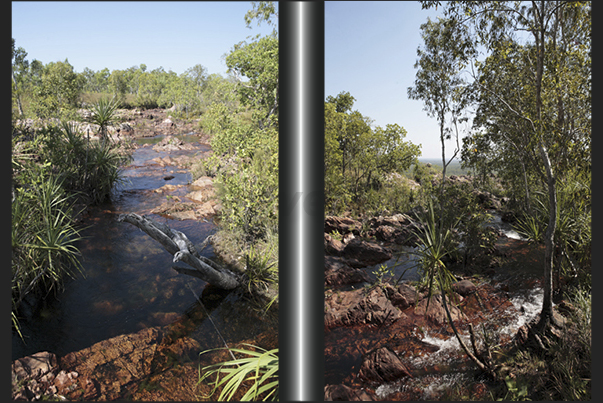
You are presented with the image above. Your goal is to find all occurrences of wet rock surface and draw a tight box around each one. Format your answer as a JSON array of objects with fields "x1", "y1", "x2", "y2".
[
  {"x1": 359, "y1": 346, "x2": 412, "y2": 383},
  {"x1": 11, "y1": 326, "x2": 201, "y2": 400}
]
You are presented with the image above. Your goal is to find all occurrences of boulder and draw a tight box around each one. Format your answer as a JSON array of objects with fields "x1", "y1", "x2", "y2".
[
  {"x1": 12, "y1": 351, "x2": 58, "y2": 383},
  {"x1": 185, "y1": 188, "x2": 215, "y2": 203},
  {"x1": 325, "y1": 216, "x2": 362, "y2": 235},
  {"x1": 384, "y1": 283, "x2": 419, "y2": 310},
  {"x1": 358, "y1": 346, "x2": 412, "y2": 383},
  {"x1": 414, "y1": 294, "x2": 466, "y2": 326},
  {"x1": 452, "y1": 279, "x2": 477, "y2": 296},
  {"x1": 324, "y1": 256, "x2": 369, "y2": 287},
  {"x1": 474, "y1": 190, "x2": 502, "y2": 210},
  {"x1": 342, "y1": 238, "x2": 392, "y2": 266},
  {"x1": 190, "y1": 176, "x2": 214, "y2": 190},
  {"x1": 374, "y1": 225, "x2": 397, "y2": 243},
  {"x1": 160, "y1": 118, "x2": 175, "y2": 127},
  {"x1": 324, "y1": 233, "x2": 345, "y2": 256}
]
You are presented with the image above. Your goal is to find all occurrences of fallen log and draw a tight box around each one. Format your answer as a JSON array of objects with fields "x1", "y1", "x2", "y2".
[{"x1": 117, "y1": 213, "x2": 240, "y2": 290}]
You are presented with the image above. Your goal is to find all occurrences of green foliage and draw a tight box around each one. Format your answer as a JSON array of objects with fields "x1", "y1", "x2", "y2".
[
  {"x1": 12, "y1": 165, "x2": 83, "y2": 336},
  {"x1": 40, "y1": 122, "x2": 130, "y2": 204},
  {"x1": 498, "y1": 376, "x2": 531, "y2": 401},
  {"x1": 243, "y1": 234, "x2": 278, "y2": 295},
  {"x1": 89, "y1": 96, "x2": 121, "y2": 141},
  {"x1": 33, "y1": 59, "x2": 84, "y2": 120},
  {"x1": 324, "y1": 92, "x2": 421, "y2": 216},
  {"x1": 412, "y1": 201, "x2": 459, "y2": 303},
  {"x1": 372, "y1": 264, "x2": 395, "y2": 288},
  {"x1": 215, "y1": 138, "x2": 278, "y2": 241},
  {"x1": 198, "y1": 345, "x2": 278, "y2": 401},
  {"x1": 226, "y1": 35, "x2": 279, "y2": 129},
  {"x1": 547, "y1": 287, "x2": 591, "y2": 400}
]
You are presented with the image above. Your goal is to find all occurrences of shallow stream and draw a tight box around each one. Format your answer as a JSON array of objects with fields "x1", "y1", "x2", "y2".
[{"x1": 12, "y1": 135, "x2": 277, "y2": 366}]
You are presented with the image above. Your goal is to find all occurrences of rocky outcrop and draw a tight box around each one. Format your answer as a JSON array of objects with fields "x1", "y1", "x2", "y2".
[
  {"x1": 325, "y1": 286, "x2": 404, "y2": 328},
  {"x1": 452, "y1": 279, "x2": 477, "y2": 296},
  {"x1": 325, "y1": 216, "x2": 362, "y2": 235},
  {"x1": 324, "y1": 233, "x2": 345, "y2": 256},
  {"x1": 414, "y1": 293, "x2": 467, "y2": 326},
  {"x1": 152, "y1": 135, "x2": 195, "y2": 152},
  {"x1": 325, "y1": 256, "x2": 370, "y2": 287},
  {"x1": 12, "y1": 325, "x2": 203, "y2": 401},
  {"x1": 384, "y1": 283, "x2": 419, "y2": 310}
]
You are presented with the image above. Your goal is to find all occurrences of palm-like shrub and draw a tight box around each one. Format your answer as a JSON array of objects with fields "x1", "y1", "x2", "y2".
[
  {"x1": 42, "y1": 121, "x2": 129, "y2": 204},
  {"x1": 198, "y1": 344, "x2": 278, "y2": 401},
  {"x1": 413, "y1": 202, "x2": 496, "y2": 378},
  {"x1": 12, "y1": 168, "x2": 83, "y2": 336},
  {"x1": 89, "y1": 96, "x2": 120, "y2": 143}
]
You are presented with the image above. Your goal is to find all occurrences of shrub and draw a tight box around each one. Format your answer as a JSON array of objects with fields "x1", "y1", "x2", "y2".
[
  {"x1": 198, "y1": 344, "x2": 278, "y2": 401},
  {"x1": 12, "y1": 165, "x2": 83, "y2": 335},
  {"x1": 41, "y1": 121, "x2": 130, "y2": 204}
]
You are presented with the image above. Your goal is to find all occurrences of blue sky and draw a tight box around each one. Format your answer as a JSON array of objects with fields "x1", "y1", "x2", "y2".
[
  {"x1": 326, "y1": 1, "x2": 460, "y2": 159},
  {"x1": 11, "y1": 1, "x2": 274, "y2": 76},
  {"x1": 13, "y1": 1, "x2": 459, "y2": 159}
]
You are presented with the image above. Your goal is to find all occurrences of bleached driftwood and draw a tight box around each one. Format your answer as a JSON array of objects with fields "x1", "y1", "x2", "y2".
[{"x1": 117, "y1": 213, "x2": 239, "y2": 290}]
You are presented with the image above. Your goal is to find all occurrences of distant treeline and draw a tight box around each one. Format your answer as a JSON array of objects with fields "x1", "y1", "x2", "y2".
[
  {"x1": 417, "y1": 158, "x2": 469, "y2": 176},
  {"x1": 12, "y1": 38, "x2": 238, "y2": 121}
]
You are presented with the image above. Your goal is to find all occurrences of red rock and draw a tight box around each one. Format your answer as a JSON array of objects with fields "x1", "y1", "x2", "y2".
[
  {"x1": 325, "y1": 216, "x2": 362, "y2": 235},
  {"x1": 358, "y1": 346, "x2": 412, "y2": 383},
  {"x1": 342, "y1": 238, "x2": 392, "y2": 266},
  {"x1": 325, "y1": 287, "x2": 403, "y2": 328},
  {"x1": 325, "y1": 256, "x2": 369, "y2": 287},
  {"x1": 324, "y1": 384, "x2": 375, "y2": 401},
  {"x1": 452, "y1": 279, "x2": 477, "y2": 296},
  {"x1": 324, "y1": 233, "x2": 345, "y2": 256}
]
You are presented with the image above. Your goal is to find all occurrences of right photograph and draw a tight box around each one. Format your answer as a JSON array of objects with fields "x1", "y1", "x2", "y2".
[{"x1": 324, "y1": 1, "x2": 591, "y2": 401}]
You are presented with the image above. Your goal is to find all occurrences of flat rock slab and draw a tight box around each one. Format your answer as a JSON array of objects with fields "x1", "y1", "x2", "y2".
[
  {"x1": 342, "y1": 238, "x2": 392, "y2": 267},
  {"x1": 325, "y1": 287, "x2": 404, "y2": 328}
]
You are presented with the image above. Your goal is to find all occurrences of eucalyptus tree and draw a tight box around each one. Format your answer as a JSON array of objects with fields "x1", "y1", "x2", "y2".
[
  {"x1": 324, "y1": 92, "x2": 421, "y2": 215},
  {"x1": 422, "y1": 1, "x2": 591, "y2": 331},
  {"x1": 35, "y1": 59, "x2": 83, "y2": 119},
  {"x1": 226, "y1": 34, "x2": 279, "y2": 129},
  {"x1": 408, "y1": 16, "x2": 476, "y2": 199}
]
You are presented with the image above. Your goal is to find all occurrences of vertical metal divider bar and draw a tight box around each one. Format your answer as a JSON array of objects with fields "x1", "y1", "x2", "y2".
[{"x1": 279, "y1": 2, "x2": 325, "y2": 401}]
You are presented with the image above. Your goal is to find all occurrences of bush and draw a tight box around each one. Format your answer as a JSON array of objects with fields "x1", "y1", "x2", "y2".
[
  {"x1": 215, "y1": 143, "x2": 278, "y2": 242},
  {"x1": 40, "y1": 121, "x2": 130, "y2": 204}
]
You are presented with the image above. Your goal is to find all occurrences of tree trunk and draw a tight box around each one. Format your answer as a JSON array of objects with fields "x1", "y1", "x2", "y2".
[
  {"x1": 533, "y1": 1, "x2": 557, "y2": 328},
  {"x1": 117, "y1": 213, "x2": 240, "y2": 290},
  {"x1": 12, "y1": 71, "x2": 24, "y2": 118},
  {"x1": 538, "y1": 142, "x2": 557, "y2": 327},
  {"x1": 438, "y1": 282, "x2": 495, "y2": 379}
]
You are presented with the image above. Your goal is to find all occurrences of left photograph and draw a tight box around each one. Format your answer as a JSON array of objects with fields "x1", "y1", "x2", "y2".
[{"x1": 11, "y1": 2, "x2": 279, "y2": 400}]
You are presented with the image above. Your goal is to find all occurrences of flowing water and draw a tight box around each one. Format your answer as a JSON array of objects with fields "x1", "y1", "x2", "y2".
[{"x1": 12, "y1": 135, "x2": 277, "y2": 364}]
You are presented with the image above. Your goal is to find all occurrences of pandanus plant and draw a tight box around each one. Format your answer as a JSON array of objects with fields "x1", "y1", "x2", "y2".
[
  {"x1": 413, "y1": 201, "x2": 497, "y2": 379},
  {"x1": 89, "y1": 96, "x2": 121, "y2": 144},
  {"x1": 198, "y1": 344, "x2": 279, "y2": 401}
]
